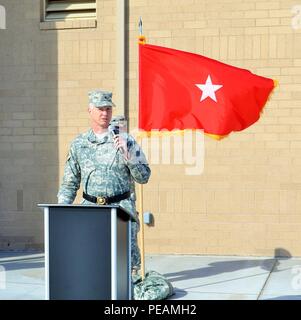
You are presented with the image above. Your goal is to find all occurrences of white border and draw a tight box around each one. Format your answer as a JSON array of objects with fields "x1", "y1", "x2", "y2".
[
  {"x1": 128, "y1": 221, "x2": 132, "y2": 300},
  {"x1": 44, "y1": 207, "x2": 49, "y2": 300},
  {"x1": 111, "y1": 208, "x2": 117, "y2": 300}
]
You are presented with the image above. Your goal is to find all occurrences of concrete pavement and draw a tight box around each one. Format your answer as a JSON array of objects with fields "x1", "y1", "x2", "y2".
[{"x1": 0, "y1": 252, "x2": 301, "y2": 300}]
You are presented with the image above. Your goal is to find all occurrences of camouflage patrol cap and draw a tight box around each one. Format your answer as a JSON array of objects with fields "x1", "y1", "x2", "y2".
[{"x1": 88, "y1": 89, "x2": 116, "y2": 108}]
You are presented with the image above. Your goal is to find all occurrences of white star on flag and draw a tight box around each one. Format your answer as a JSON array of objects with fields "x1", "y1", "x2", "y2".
[{"x1": 196, "y1": 75, "x2": 223, "y2": 102}]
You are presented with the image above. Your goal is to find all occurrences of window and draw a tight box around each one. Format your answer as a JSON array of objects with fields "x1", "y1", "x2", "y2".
[
  {"x1": 0, "y1": 5, "x2": 6, "y2": 29},
  {"x1": 44, "y1": 0, "x2": 96, "y2": 21}
]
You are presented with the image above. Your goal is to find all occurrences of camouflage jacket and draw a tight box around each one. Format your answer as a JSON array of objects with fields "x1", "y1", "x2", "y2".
[{"x1": 57, "y1": 129, "x2": 151, "y2": 217}]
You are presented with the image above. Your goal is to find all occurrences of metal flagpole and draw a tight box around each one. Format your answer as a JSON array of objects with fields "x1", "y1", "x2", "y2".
[
  {"x1": 138, "y1": 17, "x2": 146, "y2": 280},
  {"x1": 138, "y1": 170, "x2": 145, "y2": 280}
]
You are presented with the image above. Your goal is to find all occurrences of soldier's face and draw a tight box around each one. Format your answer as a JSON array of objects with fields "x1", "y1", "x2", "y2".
[{"x1": 89, "y1": 105, "x2": 112, "y2": 128}]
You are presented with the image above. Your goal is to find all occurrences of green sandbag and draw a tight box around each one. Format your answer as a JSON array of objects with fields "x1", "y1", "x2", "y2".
[{"x1": 132, "y1": 270, "x2": 174, "y2": 300}]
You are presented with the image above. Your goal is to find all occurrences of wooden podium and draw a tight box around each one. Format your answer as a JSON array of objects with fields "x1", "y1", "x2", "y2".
[{"x1": 38, "y1": 204, "x2": 134, "y2": 300}]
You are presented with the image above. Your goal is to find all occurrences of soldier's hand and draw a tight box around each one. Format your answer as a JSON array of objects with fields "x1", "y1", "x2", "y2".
[{"x1": 113, "y1": 135, "x2": 130, "y2": 160}]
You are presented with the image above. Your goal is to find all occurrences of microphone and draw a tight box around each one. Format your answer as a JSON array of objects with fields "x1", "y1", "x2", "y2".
[
  {"x1": 108, "y1": 124, "x2": 119, "y2": 136},
  {"x1": 108, "y1": 124, "x2": 124, "y2": 154}
]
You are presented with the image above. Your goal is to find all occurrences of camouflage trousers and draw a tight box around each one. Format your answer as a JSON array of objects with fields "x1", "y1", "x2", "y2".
[{"x1": 131, "y1": 220, "x2": 141, "y2": 271}]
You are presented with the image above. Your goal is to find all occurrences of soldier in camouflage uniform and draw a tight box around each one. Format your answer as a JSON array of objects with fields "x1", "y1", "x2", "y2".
[{"x1": 57, "y1": 90, "x2": 151, "y2": 273}]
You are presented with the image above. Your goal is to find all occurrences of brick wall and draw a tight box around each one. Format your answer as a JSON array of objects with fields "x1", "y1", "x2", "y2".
[
  {"x1": 0, "y1": 0, "x2": 58, "y2": 249},
  {"x1": 127, "y1": 0, "x2": 301, "y2": 257},
  {"x1": 0, "y1": 0, "x2": 118, "y2": 249},
  {"x1": 0, "y1": 0, "x2": 301, "y2": 257}
]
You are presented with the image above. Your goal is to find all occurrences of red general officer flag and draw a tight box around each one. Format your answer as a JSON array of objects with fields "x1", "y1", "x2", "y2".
[{"x1": 139, "y1": 43, "x2": 276, "y2": 140}]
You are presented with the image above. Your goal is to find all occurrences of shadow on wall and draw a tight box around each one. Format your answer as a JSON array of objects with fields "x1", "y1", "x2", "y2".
[
  {"x1": 0, "y1": 5, "x2": 6, "y2": 30},
  {"x1": 163, "y1": 248, "x2": 292, "y2": 283},
  {"x1": 274, "y1": 248, "x2": 292, "y2": 258},
  {"x1": 263, "y1": 295, "x2": 301, "y2": 300},
  {"x1": 125, "y1": 0, "x2": 130, "y2": 124},
  {"x1": 0, "y1": 256, "x2": 44, "y2": 271},
  {"x1": 0, "y1": 1, "x2": 58, "y2": 250}
]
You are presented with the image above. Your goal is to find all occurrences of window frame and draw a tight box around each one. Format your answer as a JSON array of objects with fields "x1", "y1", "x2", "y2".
[
  {"x1": 41, "y1": 0, "x2": 97, "y2": 30},
  {"x1": 43, "y1": 0, "x2": 97, "y2": 22}
]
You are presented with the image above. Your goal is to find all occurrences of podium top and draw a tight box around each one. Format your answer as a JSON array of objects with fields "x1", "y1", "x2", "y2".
[{"x1": 37, "y1": 204, "x2": 137, "y2": 222}]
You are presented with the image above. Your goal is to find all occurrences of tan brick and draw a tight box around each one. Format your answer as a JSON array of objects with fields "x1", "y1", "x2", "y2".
[
  {"x1": 149, "y1": 30, "x2": 172, "y2": 38},
  {"x1": 256, "y1": 18, "x2": 280, "y2": 27},
  {"x1": 245, "y1": 10, "x2": 269, "y2": 19},
  {"x1": 252, "y1": 35, "x2": 261, "y2": 59},
  {"x1": 13, "y1": 128, "x2": 34, "y2": 135},
  {"x1": 256, "y1": 2, "x2": 280, "y2": 10},
  {"x1": 196, "y1": 28, "x2": 219, "y2": 37},
  {"x1": 12, "y1": 112, "x2": 34, "y2": 120},
  {"x1": 184, "y1": 21, "x2": 207, "y2": 29},
  {"x1": 245, "y1": 26, "x2": 269, "y2": 35},
  {"x1": 1, "y1": 0, "x2": 301, "y2": 256},
  {"x1": 269, "y1": 26, "x2": 293, "y2": 34},
  {"x1": 12, "y1": 143, "x2": 34, "y2": 151}
]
